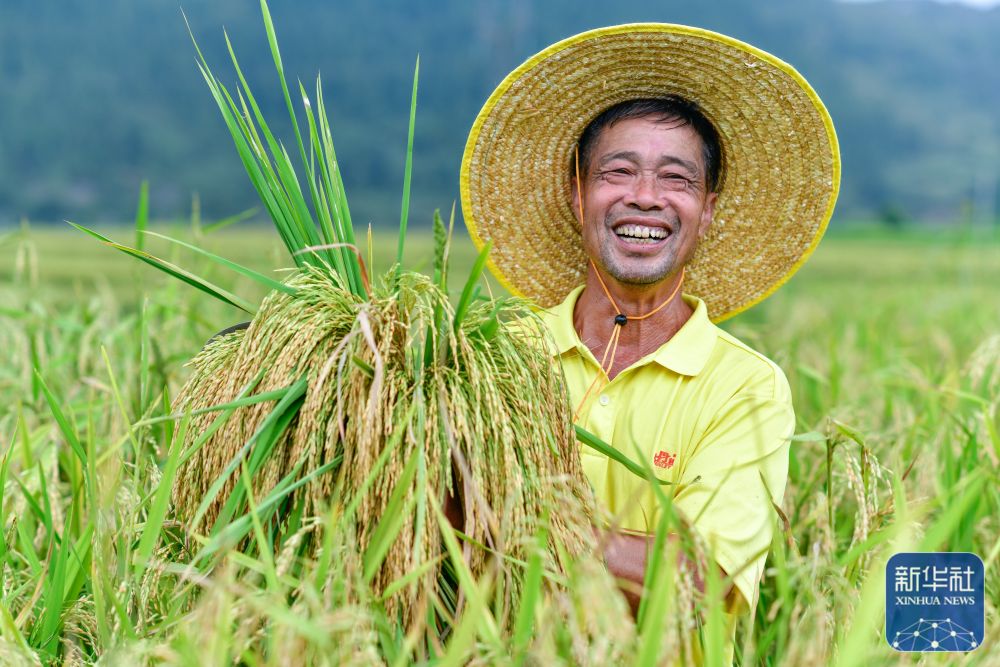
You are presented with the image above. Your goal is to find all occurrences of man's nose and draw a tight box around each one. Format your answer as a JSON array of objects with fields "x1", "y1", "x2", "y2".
[{"x1": 624, "y1": 171, "x2": 665, "y2": 210}]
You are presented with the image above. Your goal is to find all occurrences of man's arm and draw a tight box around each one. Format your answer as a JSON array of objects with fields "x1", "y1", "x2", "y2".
[{"x1": 665, "y1": 364, "x2": 794, "y2": 613}]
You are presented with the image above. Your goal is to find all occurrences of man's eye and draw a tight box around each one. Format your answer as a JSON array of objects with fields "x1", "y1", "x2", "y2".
[
  {"x1": 660, "y1": 173, "x2": 693, "y2": 188},
  {"x1": 601, "y1": 168, "x2": 632, "y2": 179}
]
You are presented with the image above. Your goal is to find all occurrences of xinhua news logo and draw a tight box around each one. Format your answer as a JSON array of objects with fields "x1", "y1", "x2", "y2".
[{"x1": 886, "y1": 552, "x2": 984, "y2": 652}]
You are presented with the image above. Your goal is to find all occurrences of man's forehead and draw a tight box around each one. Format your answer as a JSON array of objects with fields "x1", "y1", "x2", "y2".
[{"x1": 591, "y1": 119, "x2": 707, "y2": 169}]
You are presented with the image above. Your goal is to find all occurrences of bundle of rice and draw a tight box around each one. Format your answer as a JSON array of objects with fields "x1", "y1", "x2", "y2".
[{"x1": 170, "y1": 262, "x2": 600, "y2": 626}]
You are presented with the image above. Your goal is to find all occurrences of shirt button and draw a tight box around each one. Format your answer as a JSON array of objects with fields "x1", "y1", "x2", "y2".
[{"x1": 598, "y1": 395, "x2": 610, "y2": 406}]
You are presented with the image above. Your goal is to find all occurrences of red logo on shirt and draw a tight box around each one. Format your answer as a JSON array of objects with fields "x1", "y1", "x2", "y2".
[{"x1": 653, "y1": 450, "x2": 676, "y2": 469}]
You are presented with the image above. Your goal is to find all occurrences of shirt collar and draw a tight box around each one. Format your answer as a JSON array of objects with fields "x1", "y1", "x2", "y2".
[{"x1": 541, "y1": 284, "x2": 718, "y2": 377}]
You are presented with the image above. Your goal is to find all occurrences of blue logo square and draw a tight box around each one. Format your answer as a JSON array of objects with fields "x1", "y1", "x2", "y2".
[{"x1": 886, "y1": 552, "x2": 984, "y2": 652}]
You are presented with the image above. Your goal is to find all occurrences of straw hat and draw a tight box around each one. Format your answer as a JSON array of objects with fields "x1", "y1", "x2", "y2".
[{"x1": 460, "y1": 24, "x2": 840, "y2": 322}]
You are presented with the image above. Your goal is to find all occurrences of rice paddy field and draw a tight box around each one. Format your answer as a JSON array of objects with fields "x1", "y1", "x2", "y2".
[{"x1": 0, "y1": 221, "x2": 998, "y2": 665}]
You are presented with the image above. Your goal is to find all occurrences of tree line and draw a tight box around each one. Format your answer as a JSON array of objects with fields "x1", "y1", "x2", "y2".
[{"x1": 1, "y1": 0, "x2": 997, "y2": 226}]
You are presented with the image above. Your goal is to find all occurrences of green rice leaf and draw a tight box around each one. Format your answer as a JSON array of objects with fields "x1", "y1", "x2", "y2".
[
  {"x1": 203, "y1": 206, "x2": 258, "y2": 233},
  {"x1": 67, "y1": 222, "x2": 256, "y2": 313},
  {"x1": 314, "y1": 82, "x2": 365, "y2": 296},
  {"x1": 363, "y1": 447, "x2": 421, "y2": 583},
  {"x1": 259, "y1": 0, "x2": 311, "y2": 197},
  {"x1": 196, "y1": 456, "x2": 341, "y2": 562},
  {"x1": 437, "y1": 572, "x2": 494, "y2": 667},
  {"x1": 16, "y1": 519, "x2": 42, "y2": 576},
  {"x1": 62, "y1": 523, "x2": 94, "y2": 604},
  {"x1": 210, "y1": 395, "x2": 305, "y2": 534},
  {"x1": 411, "y1": 416, "x2": 428, "y2": 567},
  {"x1": 134, "y1": 180, "x2": 149, "y2": 252},
  {"x1": 34, "y1": 369, "x2": 86, "y2": 466},
  {"x1": 379, "y1": 555, "x2": 443, "y2": 603},
  {"x1": 0, "y1": 305, "x2": 26, "y2": 319},
  {"x1": 35, "y1": 463, "x2": 54, "y2": 540},
  {"x1": 138, "y1": 298, "x2": 150, "y2": 416},
  {"x1": 313, "y1": 85, "x2": 360, "y2": 274},
  {"x1": 84, "y1": 392, "x2": 112, "y2": 647},
  {"x1": 454, "y1": 241, "x2": 491, "y2": 330},
  {"x1": 178, "y1": 370, "x2": 268, "y2": 467},
  {"x1": 351, "y1": 355, "x2": 375, "y2": 378},
  {"x1": 238, "y1": 459, "x2": 280, "y2": 592},
  {"x1": 574, "y1": 425, "x2": 671, "y2": 485},
  {"x1": 635, "y1": 517, "x2": 676, "y2": 666},
  {"x1": 111, "y1": 243, "x2": 255, "y2": 313},
  {"x1": 136, "y1": 385, "x2": 287, "y2": 430},
  {"x1": 192, "y1": 377, "x2": 307, "y2": 534},
  {"x1": 701, "y1": 551, "x2": 728, "y2": 665},
  {"x1": 790, "y1": 431, "x2": 827, "y2": 442},
  {"x1": 133, "y1": 413, "x2": 189, "y2": 578},
  {"x1": 189, "y1": 49, "x2": 307, "y2": 264},
  {"x1": 301, "y1": 79, "x2": 356, "y2": 286},
  {"x1": 143, "y1": 230, "x2": 297, "y2": 296},
  {"x1": 512, "y1": 521, "x2": 548, "y2": 662},
  {"x1": 34, "y1": 507, "x2": 80, "y2": 655},
  {"x1": 918, "y1": 471, "x2": 985, "y2": 551},
  {"x1": 298, "y1": 81, "x2": 341, "y2": 258},
  {"x1": 0, "y1": 444, "x2": 11, "y2": 564},
  {"x1": 474, "y1": 299, "x2": 506, "y2": 341},
  {"x1": 13, "y1": 474, "x2": 48, "y2": 533},
  {"x1": 101, "y1": 346, "x2": 144, "y2": 491},
  {"x1": 396, "y1": 56, "x2": 419, "y2": 273}
]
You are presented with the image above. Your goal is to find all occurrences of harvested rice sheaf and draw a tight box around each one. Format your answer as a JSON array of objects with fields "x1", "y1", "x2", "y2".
[{"x1": 171, "y1": 265, "x2": 604, "y2": 629}]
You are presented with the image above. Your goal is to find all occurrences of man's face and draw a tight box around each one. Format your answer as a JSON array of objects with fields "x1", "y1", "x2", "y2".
[{"x1": 571, "y1": 116, "x2": 717, "y2": 287}]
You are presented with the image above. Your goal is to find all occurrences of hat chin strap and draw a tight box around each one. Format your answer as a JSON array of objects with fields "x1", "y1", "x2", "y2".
[
  {"x1": 573, "y1": 262, "x2": 684, "y2": 422},
  {"x1": 591, "y1": 258, "x2": 685, "y2": 327}
]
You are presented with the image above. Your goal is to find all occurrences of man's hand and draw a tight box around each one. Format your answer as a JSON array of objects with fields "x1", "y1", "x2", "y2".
[
  {"x1": 602, "y1": 529, "x2": 652, "y2": 616},
  {"x1": 599, "y1": 527, "x2": 731, "y2": 618}
]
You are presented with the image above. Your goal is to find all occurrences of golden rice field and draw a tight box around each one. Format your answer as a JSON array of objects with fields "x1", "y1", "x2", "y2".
[{"x1": 0, "y1": 222, "x2": 997, "y2": 665}]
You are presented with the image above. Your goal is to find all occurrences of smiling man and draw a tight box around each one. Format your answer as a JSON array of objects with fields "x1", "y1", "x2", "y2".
[{"x1": 461, "y1": 24, "x2": 840, "y2": 664}]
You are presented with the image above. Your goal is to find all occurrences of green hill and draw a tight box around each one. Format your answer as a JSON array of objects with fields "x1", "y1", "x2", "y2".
[{"x1": 0, "y1": 0, "x2": 997, "y2": 226}]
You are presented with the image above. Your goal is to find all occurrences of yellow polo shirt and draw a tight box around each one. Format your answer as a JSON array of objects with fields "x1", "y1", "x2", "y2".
[{"x1": 538, "y1": 285, "x2": 793, "y2": 660}]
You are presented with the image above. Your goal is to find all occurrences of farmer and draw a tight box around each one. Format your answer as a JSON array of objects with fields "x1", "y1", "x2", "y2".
[{"x1": 460, "y1": 24, "x2": 839, "y2": 662}]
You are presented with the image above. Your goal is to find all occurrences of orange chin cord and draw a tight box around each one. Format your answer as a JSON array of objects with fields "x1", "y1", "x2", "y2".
[{"x1": 572, "y1": 265, "x2": 684, "y2": 422}]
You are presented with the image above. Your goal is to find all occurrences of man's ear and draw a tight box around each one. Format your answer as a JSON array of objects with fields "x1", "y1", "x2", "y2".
[{"x1": 698, "y1": 191, "x2": 718, "y2": 238}]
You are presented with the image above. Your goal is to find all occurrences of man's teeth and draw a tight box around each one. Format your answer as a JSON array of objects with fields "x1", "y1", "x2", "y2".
[{"x1": 615, "y1": 224, "x2": 669, "y2": 241}]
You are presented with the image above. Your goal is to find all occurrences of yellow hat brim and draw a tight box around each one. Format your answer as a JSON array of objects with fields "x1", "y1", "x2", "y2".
[{"x1": 460, "y1": 23, "x2": 840, "y2": 322}]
